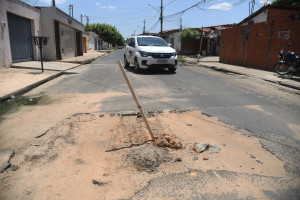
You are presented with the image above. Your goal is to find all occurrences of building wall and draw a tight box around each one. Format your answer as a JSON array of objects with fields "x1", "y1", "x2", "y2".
[
  {"x1": 164, "y1": 32, "x2": 182, "y2": 52},
  {"x1": 88, "y1": 32, "x2": 98, "y2": 50},
  {"x1": 0, "y1": 0, "x2": 41, "y2": 69},
  {"x1": 220, "y1": 8, "x2": 300, "y2": 71},
  {"x1": 39, "y1": 7, "x2": 84, "y2": 60},
  {"x1": 241, "y1": 10, "x2": 268, "y2": 25}
]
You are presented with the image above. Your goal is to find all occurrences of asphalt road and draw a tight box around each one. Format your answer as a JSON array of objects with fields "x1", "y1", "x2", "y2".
[{"x1": 47, "y1": 49, "x2": 300, "y2": 176}]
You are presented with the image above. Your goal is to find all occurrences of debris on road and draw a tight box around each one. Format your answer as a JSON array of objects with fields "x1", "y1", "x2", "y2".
[
  {"x1": 203, "y1": 157, "x2": 209, "y2": 160},
  {"x1": 125, "y1": 145, "x2": 172, "y2": 173},
  {"x1": 0, "y1": 149, "x2": 15, "y2": 173},
  {"x1": 194, "y1": 142, "x2": 210, "y2": 153},
  {"x1": 92, "y1": 179, "x2": 108, "y2": 186},
  {"x1": 193, "y1": 142, "x2": 221, "y2": 154},
  {"x1": 154, "y1": 133, "x2": 182, "y2": 149}
]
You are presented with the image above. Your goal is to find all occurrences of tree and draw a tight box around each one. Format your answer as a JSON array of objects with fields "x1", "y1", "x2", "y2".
[
  {"x1": 85, "y1": 23, "x2": 125, "y2": 46},
  {"x1": 179, "y1": 28, "x2": 200, "y2": 41},
  {"x1": 272, "y1": 0, "x2": 300, "y2": 6}
]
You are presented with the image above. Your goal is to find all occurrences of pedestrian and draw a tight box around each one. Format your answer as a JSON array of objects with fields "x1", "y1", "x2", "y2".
[{"x1": 213, "y1": 39, "x2": 217, "y2": 56}]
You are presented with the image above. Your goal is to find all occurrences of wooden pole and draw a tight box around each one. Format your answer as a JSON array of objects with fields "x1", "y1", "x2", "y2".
[{"x1": 118, "y1": 61, "x2": 155, "y2": 141}]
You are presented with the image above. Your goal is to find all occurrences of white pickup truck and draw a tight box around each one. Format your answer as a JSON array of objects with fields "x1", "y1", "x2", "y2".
[{"x1": 124, "y1": 35, "x2": 178, "y2": 73}]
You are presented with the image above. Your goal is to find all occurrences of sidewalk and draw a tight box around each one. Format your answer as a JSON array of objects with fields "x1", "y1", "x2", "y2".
[
  {"x1": 0, "y1": 52, "x2": 106, "y2": 102},
  {"x1": 187, "y1": 56, "x2": 300, "y2": 91}
]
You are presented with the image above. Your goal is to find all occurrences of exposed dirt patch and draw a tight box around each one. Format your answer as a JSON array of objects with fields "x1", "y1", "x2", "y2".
[{"x1": 0, "y1": 105, "x2": 299, "y2": 199}]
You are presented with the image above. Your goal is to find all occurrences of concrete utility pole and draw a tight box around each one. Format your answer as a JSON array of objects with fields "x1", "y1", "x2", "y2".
[
  {"x1": 160, "y1": 0, "x2": 163, "y2": 35},
  {"x1": 199, "y1": 26, "x2": 204, "y2": 56},
  {"x1": 80, "y1": 14, "x2": 83, "y2": 23},
  {"x1": 143, "y1": 19, "x2": 146, "y2": 34},
  {"x1": 52, "y1": 0, "x2": 55, "y2": 7},
  {"x1": 86, "y1": 16, "x2": 89, "y2": 31},
  {"x1": 180, "y1": 17, "x2": 182, "y2": 31},
  {"x1": 69, "y1": 4, "x2": 73, "y2": 17}
]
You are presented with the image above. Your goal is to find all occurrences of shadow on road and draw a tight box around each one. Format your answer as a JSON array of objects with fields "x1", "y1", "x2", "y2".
[{"x1": 124, "y1": 66, "x2": 177, "y2": 75}]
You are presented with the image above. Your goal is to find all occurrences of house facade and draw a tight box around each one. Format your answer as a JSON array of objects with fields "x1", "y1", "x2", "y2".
[
  {"x1": 0, "y1": 0, "x2": 85, "y2": 69},
  {"x1": 161, "y1": 25, "x2": 231, "y2": 56},
  {"x1": 0, "y1": 0, "x2": 41, "y2": 69},
  {"x1": 85, "y1": 31, "x2": 104, "y2": 51},
  {"x1": 39, "y1": 7, "x2": 84, "y2": 61},
  {"x1": 220, "y1": 5, "x2": 300, "y2": 71}
]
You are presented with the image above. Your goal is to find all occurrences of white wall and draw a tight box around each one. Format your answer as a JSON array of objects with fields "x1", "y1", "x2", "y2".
[
  {"x1": 0, "y1": 0, "x2": 41, "y2": 69},
  {"x1": 164, "y1": 31, "x2": 182, "y2": 53},
  {"x1": 241, "y1": 10, "x2": 268, "y2": 25},
  {"x1": 88, "y1": 32, "x2": 98, "y2": 50}
]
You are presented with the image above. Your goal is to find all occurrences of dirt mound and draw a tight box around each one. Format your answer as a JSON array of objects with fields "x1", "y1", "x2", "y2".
[
  {"x1": 125, "y1": 145, "x2": 172, "y2": 173},
  {"x1": 154, "y1": 134, "x2": 182, "y2": 149}
]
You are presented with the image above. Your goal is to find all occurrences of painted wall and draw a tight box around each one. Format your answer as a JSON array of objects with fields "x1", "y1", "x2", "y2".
[
  {"x1": 88, "y1": 31, "x2": 98, "y2": 50},
  {"x1": 39, "y1": 7, "x2": 84, "y2": 60},
  {"x1": 0, "y1": 0, "x2": 41, "y2": 69},
  {"x1": 241, "y1": 10, "x2": 268, "y2": 25},
  {"x1": 164, "y1": 32, "x2": 182, "y2": 53}
]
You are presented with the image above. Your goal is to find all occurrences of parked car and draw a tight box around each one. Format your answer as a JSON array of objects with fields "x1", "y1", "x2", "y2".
[{"x1": 124, "y1": 36, "x2": 178, "y2": 72}]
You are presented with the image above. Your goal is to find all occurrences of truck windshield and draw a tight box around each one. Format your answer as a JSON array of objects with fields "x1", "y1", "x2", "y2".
[{"x1": 137, "y1": 37, "x2": 168, "y2": 47}]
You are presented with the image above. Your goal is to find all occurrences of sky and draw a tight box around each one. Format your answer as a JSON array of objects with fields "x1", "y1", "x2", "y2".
[{"x1": 21, "y1": 0, "x2": 274, "y2": 39}]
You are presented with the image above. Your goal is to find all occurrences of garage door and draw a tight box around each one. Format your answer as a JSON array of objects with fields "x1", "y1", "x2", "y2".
[
  {"x1": 7, "y1": 13, "x2": 34, "y2": 63},
  {"x1": 60, "y1": 24, "x2": 75, "y2": 59}
]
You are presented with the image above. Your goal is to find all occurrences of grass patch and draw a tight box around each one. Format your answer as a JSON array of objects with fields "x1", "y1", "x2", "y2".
[{"x1": 177, "y1": 55, "x2": 187, "y2": 63}]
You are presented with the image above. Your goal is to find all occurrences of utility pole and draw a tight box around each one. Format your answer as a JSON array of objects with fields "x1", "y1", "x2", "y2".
[
  {"x1": 52, "y1": 0, "x2": 55, "y2": 7},
  {"x1": 134, "y1": 30, "x2": 136, "y2": 36},
  {"x1": 86, "y1": 16, "x2": 89, "y2": 31},
  {"x1": 180, "y1": 18, "x2": 182, "y2": 31},
  {"x1": 69, "y1": 4, "x2": 73, "y2": 17},
  {"x1": 143, "y1": 19, "x2": 146, "y2": 34},
  {"x1": 199, "y1": 26, "x2": 204, "y2": 56},
  {"x1": 160, "y1": 0, "x2": 163, "y2": 35},
  {"x1": 72, "y1": 4, "x2": 73, "y2": 17},
  {"x1": 80, "y1": 14, "x2": 83, "y2": 23}
]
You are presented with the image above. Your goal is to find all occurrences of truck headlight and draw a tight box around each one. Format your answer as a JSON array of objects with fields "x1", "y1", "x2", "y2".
[
  {"x1": 139, "y1": 50, "x2": 151, "y2": 57},
  {"x1": 171, "y1": 52, "x2": 177, "y2": 57}
]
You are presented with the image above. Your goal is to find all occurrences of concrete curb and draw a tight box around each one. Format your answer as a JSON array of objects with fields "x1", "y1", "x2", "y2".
[
  {"x1": 0, "y1": 71, "x2": 64, "y2": 102},
  {"x1": 194, "y1": 64, "x2": 300, "y2": 91},
  {"x1": 0, "y1": 53, "x2": 107, "y2": 102}
]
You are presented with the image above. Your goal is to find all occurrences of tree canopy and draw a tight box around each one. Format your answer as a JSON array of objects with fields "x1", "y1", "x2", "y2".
[
  {"x1": 85, "y1": 23, "x2": 124, "y2": 46},
  {"x1": 272, "y1": 0, "x2": 300, "y2": 6},
  {"x1": 180, "y1": 28, "x2": 200, "y2": 41}
]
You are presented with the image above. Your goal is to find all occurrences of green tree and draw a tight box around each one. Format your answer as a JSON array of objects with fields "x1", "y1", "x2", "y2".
[
  {"x1": 272, "y1": 0, "x2": 300, "y2": 6},
  {"x1": 180, "y1": 28, "x2": 200, "y2": 41},
  {"x1": 85, "y1": 23, "x2": 125, "y2": 46}
]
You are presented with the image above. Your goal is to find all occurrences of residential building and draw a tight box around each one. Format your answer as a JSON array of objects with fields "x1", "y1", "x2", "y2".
[
  {"x1": 0, "y1": 0, "x2": 41, "y2": 69},
  {"x1": 161, "y1": 25, "x2": 232, "y2": 56},
  {"x1": 38, "y1": 6, "x2": 84, "y2": 60},
  {"x1": 220, "y1": 5, "x2": 300, "y2": 71}
]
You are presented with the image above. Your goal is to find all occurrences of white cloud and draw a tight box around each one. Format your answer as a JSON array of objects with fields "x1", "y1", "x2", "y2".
[
  {"x1": 95, "y1": 3, "x2": 101, "y2": 6},
  {"x1": 259, "y1": 0, "x2": 271, "y2": 4},
  {"x1": 99, "y1": 5, "x2": 116, "y2": 9},
  {"x1": 208, "y1": 2, "x2": 233, "y2": 11},
  {"x1": 40, "y1": 0, "x2": 67, "y2": 4}
]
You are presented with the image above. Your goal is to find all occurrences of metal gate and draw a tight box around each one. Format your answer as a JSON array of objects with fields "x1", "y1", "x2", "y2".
[{"x1": 7, "y1": 13, "x2": 34, "y2": 63}]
